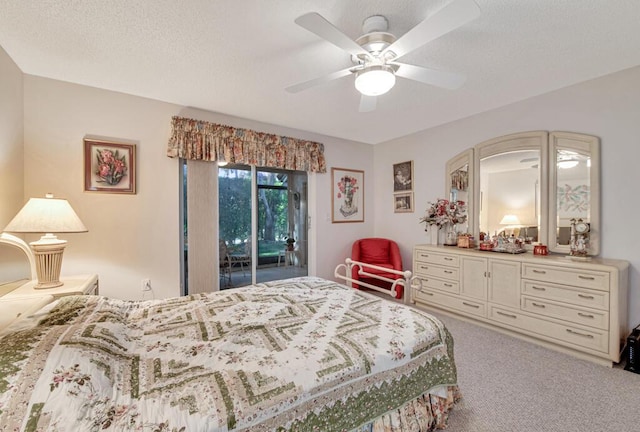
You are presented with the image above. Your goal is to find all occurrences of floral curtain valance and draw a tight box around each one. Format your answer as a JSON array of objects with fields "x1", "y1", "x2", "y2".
[{"x1": 167, "y1": 116, "x2": 327, "y2": 173}]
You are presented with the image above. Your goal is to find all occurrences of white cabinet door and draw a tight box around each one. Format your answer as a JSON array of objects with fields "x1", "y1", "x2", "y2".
[
  {"x1": 488, "y1": 259, "x2": 521, "y2": 308},
  {"x1": 460, "y1": 256, "x2": 487, "y2": 300}
]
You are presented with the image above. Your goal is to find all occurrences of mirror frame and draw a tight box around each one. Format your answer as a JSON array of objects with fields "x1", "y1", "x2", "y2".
[
  {"x1": 445, "y1": 149, "x2": 474, "y2": 234},
  {"x1": 446, "y1": 130, "x2": 601, "y2": 256},
  {"x1": 473, "y1": 131, "x2": 549, "y2": 246},
  {"x1": 548, "y1": 132, "x2": 600, "y2": 255}
]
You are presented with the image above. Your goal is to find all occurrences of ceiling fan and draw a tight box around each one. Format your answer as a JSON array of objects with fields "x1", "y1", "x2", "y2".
[{"x1": 286, "y1": 0, "x2": 481, "y2": 112}]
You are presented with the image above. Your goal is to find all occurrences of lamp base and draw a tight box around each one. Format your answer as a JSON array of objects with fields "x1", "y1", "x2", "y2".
[{"x1": 30, "y1": 235, "x2": 66, "y2": 289}]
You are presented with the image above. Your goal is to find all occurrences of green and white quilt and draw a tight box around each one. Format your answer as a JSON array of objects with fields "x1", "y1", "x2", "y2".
[{"x1": 0, "y1": 277, "x2": 457, "y2": 431}]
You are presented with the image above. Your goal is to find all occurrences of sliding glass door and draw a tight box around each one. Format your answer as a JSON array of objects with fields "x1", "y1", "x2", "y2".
[{"x1": 182, "y1": 164, "x2": 308, "y2": 294}]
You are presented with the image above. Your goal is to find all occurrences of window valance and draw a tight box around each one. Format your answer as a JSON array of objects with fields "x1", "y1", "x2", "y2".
[{"x1": 167, "y1": 116, "x2": 326, "y2": 173}]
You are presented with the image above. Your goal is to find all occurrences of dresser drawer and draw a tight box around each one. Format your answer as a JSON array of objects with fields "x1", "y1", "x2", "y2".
[
  {"x1": 414, "y1": 276, "x2": 459, "y2": 294},
  {"x1": 413, "y1": 287, "x2": 486, "y2": 317},
  {"x1": 414, "y1": 262, "x2": 459, "y2": 281},
  {"x1": 521, "y1": 296, "x2": 609, "y2": 330},
  {"x1": 522, "y1": 264, "x2": 609, "y2": 291},
  {"x1": 489, "y1": 306, "x2": 608, "y2": 353},
  {"x1": 521, "y1": 280, "x2": 608, "y2": 310},
  {"x1": 414, "y1": 250, "x2": 459, "y2": 267}
]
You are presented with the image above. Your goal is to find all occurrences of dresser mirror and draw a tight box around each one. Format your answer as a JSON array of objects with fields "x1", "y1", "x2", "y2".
[
  {"x1": 448, "y1": 130, "x2": 600, "y2": 255},
  {"x1": 474, "y1": 131, "x2": 548, "y2": 247},
  {"x1": 445, "y1": 149, "x2": 474, "y2": 234},
  {"x1": 0, "y1": 233, "x2": 36, "y2": 296},
  {"x1": 548, "y1": 132, "x2": 600, "y2": 255}
]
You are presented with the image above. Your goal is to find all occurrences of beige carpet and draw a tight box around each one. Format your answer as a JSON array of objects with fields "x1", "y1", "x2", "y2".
[{"x1": 432, "y1": 311, "x2": 640, "y2": 432}]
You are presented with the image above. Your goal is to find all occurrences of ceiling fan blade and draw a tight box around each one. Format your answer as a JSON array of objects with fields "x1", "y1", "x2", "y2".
[
  {"x1": 394, "y1": 63, "x2": 466, "y2": 89},
  {"x1": 295, "y1": 12, "x2": 370, "y2": 58},
  {"x1": 359, "y1": 95, "x2": 377, "y2": 112},
  {"x1": 285, "y1": 67, "x2": 354, "y2": 93},
  {"x1": 383, "y1": 0, "x2": 480, "y2": 60}
]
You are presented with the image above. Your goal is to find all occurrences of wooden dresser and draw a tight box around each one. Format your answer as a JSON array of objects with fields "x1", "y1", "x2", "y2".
[{"x1": 411, "y1": 245, "x2": 628, "y2": 366}]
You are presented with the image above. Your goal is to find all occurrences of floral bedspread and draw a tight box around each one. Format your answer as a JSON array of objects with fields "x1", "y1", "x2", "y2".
[{"x1": 0, "y1": 277, "x2": 457, "y2": 431}]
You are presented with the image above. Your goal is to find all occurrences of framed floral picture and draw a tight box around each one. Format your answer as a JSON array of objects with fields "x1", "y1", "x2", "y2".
[
  {"x1": 394, "y1": 192, "x2": 414, "y2": 213},
  {"x1": 331, "y1": 167, "x2": 364, "y2": 223},
  {"x1": 84, "y1": 139, "x2": 136, "y2": 194}
]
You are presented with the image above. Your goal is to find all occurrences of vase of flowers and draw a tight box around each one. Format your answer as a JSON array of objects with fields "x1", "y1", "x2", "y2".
[
  {"x1": 419, "y1": 198, "x2": 467, "y2": 245},
  {"x1": 337, "y1": 175, "x2": 359, "y2": 218}
]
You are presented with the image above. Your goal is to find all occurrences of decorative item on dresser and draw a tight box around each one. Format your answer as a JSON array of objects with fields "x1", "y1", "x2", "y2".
[
  {"x1": 419, "y1": 198, "x2": 467, "y2": 246},
  {"x1": 411, "y1": 244, "x2": 628, "y2": 366}
]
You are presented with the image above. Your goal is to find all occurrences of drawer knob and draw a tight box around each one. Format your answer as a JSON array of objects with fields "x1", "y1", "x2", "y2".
[
  {"x1": 532, "y1": 269, "x2": 546, "y2": 274},
  {"x1": 462, "y1": 302, "x2": 480, "y2": 309},
  {"x1": 497, "y1": 311, "x2": 517, "y2": 319},
  {"x1": 578, "y1": 294, "x2": 595, "y2": 300},
  {"x1": 578, "y1": 312, "x2": 595, "y2": 319},
  {"x1": 578, "y1": 275, "x2": 595, "y2": 281},
  {"x1": 444, "y1": 257, "x2": 453, "y2": 261},
  {"x1": 532, "y1": 286, "x2": 546, "y2": 291},
  {"x1": 532, "y1": 302, "x2": 546, "y2": 308},
  {"x1": 444, "y1": 283, "x2": 453, "y2": 287},
  {"x1": 566, "y1": 329, "x2": 594, "y2": 339},
  {"x1": 444, "y1": 270, "x2": 453, "y2": 274}
]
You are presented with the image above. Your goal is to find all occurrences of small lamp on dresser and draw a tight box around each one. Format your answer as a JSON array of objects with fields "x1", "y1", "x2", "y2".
[{"x1": 3, "y1": 193, "x2": 87, "y2": 289}]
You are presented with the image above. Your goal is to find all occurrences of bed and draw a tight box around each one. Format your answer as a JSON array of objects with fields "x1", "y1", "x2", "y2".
[{"x1": 0, "y1": 275, "x2": 459, "y2": 431}]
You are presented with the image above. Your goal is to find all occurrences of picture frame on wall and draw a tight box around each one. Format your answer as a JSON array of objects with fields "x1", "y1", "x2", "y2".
[
  {"x1": 331, "y1": 167, "x2": 364, "y2": 223},
  {"x1": 84, "y1": 138, "x2": 136, "y2": 194},
  {"x1": 393, "y1": 160, "x2": 413, "y2": 192},
  {"x1": 394, "y1": 192, "x2": 414, "y2": 213}
]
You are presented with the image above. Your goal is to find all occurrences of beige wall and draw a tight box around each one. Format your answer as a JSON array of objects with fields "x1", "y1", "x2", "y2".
[
  {"x1": 0, "y1": 46, "x2": 24, "y2": 226},
  {"x1": 374, "y1": 65, "x2": 640, "y2": 330},
  {"x1": 21, "y1": 77, "x2": 374, "y2": 299}
]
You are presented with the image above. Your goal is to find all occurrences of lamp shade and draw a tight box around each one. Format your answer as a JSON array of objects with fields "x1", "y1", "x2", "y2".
[
  {"x1": 499, "y1": 214, "x2": 521, "y2": 225},
  {"x1": 355, "y1": 65, "x2": 396, "y2": 96},
  {"x1": 4, "y1": 195, "x2": 87, "y2": 233},
  {"x1": 3, "y1": 194, "x2": 87, "y2": 289}
]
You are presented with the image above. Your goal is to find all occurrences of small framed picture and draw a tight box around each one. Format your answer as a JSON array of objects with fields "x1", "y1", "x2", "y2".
[
  {"x1": 393, "y1": 160, "x2": 413, "y2": 192},
  {"x1": 331, "y1": 167, "x2": 364, "y2": 223},
  {"x1": 394, "y1": 192, "x2": 414, "y2": 213},
  {"x1": 84, "y1": 139, "x2": 136, "y2": 194}
]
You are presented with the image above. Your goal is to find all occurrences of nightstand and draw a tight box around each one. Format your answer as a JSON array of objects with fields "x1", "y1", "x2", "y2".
[{"x1": 2, "y1": 274, "x2": 99, "y2": 299}]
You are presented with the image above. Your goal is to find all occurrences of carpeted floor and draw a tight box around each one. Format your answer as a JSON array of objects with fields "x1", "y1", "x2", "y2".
[{"x1": 431, "y1": 311, "x2": 640, "y2": 432}]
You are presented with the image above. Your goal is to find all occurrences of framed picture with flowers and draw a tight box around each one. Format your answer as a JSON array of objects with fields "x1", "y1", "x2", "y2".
[
  {"x1": 84, "y1": 138, "x2": 136, "y2": 194},
  {"x1": 331, "y1": 167, "x2": 364, "y2": 223}
]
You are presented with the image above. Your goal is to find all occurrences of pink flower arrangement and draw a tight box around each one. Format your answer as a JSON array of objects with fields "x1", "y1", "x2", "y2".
[
  {"x1": 336, "y1": 176, "x2": 358, "y2": 198},
  {"x1": 95, "y1": 148, "x2": 127, "y2": 186},
  {"x1": 419, "y1": 198, "x2": 467, "y2": 229}
]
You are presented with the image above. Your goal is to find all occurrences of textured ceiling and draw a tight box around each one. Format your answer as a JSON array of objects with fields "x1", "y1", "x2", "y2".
[{"x1": 1, "y1": 1, "x2": 640, "y2": 144}]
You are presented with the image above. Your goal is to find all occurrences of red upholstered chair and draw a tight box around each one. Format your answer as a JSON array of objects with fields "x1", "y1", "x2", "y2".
[{"x1": 351, "y1": 238, "x2": 403, "y2": 299}]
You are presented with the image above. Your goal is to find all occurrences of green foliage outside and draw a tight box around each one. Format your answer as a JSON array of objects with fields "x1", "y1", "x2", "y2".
[{"x1": 218, "y1": 172, "x2": 289, "y2": 258}]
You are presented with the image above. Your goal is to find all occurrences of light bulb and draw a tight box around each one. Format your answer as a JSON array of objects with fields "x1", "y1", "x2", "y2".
[{"x1": 355, "y1": 66, "x2": 396, "y2": 96}]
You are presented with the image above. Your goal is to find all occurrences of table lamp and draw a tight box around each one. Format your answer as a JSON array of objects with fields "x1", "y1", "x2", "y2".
[
  {"x1": 499, "y1": 214, "x2": 521, "y2": 226},
  {"x1": 3, "y1": 194, "x2": 87, "y2": 289}
]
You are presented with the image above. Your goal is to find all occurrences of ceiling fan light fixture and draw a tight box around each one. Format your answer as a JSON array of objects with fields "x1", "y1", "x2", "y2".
[
  {"x1": 558, "y1": 159, "x2": 579, "y2": 169},
  {"x1": 355, "y1": 65, "x2": 396, "y2": 96}
]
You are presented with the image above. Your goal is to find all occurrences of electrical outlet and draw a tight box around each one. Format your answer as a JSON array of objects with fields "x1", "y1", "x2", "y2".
[{"x1": 141, "y1": 279, "x2": 152, "y2": 291}]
